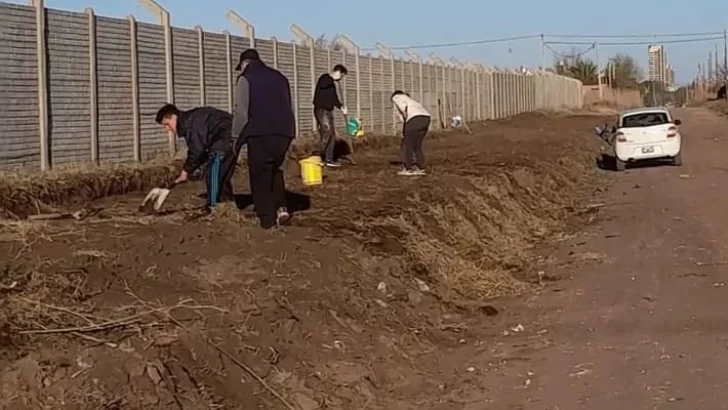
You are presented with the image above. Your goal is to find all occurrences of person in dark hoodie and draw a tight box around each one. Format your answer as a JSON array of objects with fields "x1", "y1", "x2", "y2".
[
  {"x1": 155, "y1": 104, "x2": 236, "y2": 209},
  {"x1": 313, "y1": 64, "x2": 348, "y2": 167},
  {"x1": 231, "y1": 49, "x2": 296, "y2": 229}
]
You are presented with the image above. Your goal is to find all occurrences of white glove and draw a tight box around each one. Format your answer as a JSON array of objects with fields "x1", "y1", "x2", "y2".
[{"x1": 341, "y1": 106, "x2": 348, "y2": 115}]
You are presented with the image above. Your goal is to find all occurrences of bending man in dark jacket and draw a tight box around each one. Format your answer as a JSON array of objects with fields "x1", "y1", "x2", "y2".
[
  {"x1": 313, "y1": 64, "x2": 347, "y2": 167},
  {"x1": 155, "y1": 104, "x2": 236, "y2": 209},
  {"x1": 232, "y1": 49, "x2": 296, "y2": 229}
]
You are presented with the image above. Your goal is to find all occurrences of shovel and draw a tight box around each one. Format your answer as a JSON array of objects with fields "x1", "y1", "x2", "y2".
[{"x1": 140, "y1": 181, "x2": 183, "y2": 212}]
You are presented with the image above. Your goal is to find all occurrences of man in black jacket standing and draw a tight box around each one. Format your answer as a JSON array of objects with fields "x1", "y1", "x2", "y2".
[
  {"x1": 313, "y1": 64, "x2": 347, "y2": 167},
  {"x1": 232, "y1": 49, "x2": 296, "y2": 229},
  {"x1": 155, "y1": 104, "x2": 235, "y2": 209}
]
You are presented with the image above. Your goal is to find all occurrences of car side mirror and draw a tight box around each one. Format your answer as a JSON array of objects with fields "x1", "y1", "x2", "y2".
[{"x1": 674, "y1": 119, "x2": 681, "y2": 126}]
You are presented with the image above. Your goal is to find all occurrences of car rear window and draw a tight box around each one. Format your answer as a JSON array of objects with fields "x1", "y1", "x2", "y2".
[{"x1": 621, "y1": 112, "x2": 670, "y2": 128}]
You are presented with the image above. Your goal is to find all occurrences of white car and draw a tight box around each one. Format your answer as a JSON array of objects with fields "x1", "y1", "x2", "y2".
[{"x1": 612, "y1": 107, "x2": 682, "y2": 171}]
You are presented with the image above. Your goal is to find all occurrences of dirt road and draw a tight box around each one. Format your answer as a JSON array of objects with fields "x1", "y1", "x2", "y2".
[{"x1": 474, "y1": 108, "x2": 728, "y2": 409}]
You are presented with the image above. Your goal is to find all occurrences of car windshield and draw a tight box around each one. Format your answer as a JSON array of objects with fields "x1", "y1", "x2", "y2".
[{"x1": 621, "y1": 112, "x2": 670, "y2": 128}]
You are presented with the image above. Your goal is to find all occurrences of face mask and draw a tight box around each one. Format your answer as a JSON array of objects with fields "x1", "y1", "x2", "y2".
[{"x1": 331, "y1": 71, "x2": 342, "y2": 81}]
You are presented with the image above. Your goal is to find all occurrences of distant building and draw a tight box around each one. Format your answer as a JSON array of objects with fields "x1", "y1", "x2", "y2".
[{"x1": 648, "y1": 44, "x2": 667, "y2": 84}]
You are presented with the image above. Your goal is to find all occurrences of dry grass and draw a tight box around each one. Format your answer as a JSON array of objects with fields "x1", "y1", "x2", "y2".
[
  {"x1": 707, "y1": 100, "x2": 728, "y2": 115},
  {"x1": 305, "y1": 133, "x2": 598, "y2": 302},
  {"x1": 0, "y1": 161, "x2": 181, "y2": 219}
]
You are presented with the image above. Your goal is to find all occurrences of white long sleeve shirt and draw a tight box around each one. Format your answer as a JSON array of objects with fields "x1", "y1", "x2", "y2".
[{"x1": 392, "y1": 94, "x2": 430, "y2": 123}]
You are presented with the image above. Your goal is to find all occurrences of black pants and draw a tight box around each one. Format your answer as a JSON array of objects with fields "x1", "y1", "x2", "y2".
[
  {"x1": 247, "y1": 135, "x2": 293, "y2": 229},
  {"x1": 403, "y1": 115, "x2": 430, "y2": 170},
  {"x1": 314, "y1": 108, "x2": 336, "y2": 163}
]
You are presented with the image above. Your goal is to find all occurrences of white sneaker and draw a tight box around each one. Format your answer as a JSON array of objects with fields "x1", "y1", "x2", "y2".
[
  {"x1": 276, "y1": 207, "x2": 291, "y2": 226},
  {"x1": 325, "y1": 161, "x2": 341, "y2": 168},
  {"x1": 412, "y1": 168, "x2": 426, "y2": 175},
  {"x1": 397, "y1": 169, "x2": 416, "y2": 176}
]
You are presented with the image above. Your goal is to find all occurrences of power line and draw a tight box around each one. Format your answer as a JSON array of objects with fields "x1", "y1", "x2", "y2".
[
  {"x1": 363, "y1": 31, "x2": 726, "y2": 52},
  {"x1": 547, "y1": 31, "x2": 723, "y2": 39},
  {"x1": 362, "y1": 34, "x2": 540, "y2": 51},
  {"x1": 543, "y1": 42, "x2": 595, "y2": 59},
  {"x1": 546, "y1": 36, "x2": 724, "y2": 46}
]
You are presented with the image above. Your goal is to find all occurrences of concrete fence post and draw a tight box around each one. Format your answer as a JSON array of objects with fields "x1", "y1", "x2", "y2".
[
  {"x1": 475, "y1": 68, "x2": 482, "y2": 120},
  {"x1": 400, "y1": 58, "x2": 405, "y2": 94},
  {"x1": 461, "y1": 68, "x2": 466, "y2": 116},
  {"x1": 405, "y1": 50, "x2": 423, "y2": 102},
  {"x1": 308, "y1": 45, "x2": 316, "y2": 132},
  {"x1": 290, "y1": 24, "x2": 317, "y2": 133},
  {"x1": 379, "y1": 58, "x2": 386, "y2": 134},
  {"x1": 367, "y1": 56, "x2": 373, "y2": 129},
  {"x1": 450, "y1": 58, "x2": 466, "y2": 118},
  {"x1": 429, "y1": 54, "x2": 445, "y2": 127},
  {"x1": 335, "y1": 35, "x2": 362, "y2": 119},
  {"x1": 341, "y1": 50, "x2": 347, "y2": 109},
  {"x1": 376, "y1": 42, "x2": 396, "y2": 133},
  {"x1": 30, "y1": 0, "x2": 49, "y2": 170},
  {"x1": 226, "y1": 10, "x2": 255, "y2": 48},
  {"x1": 224, "y1": 30, "x2": 233, "y2": 112},
  {"x1": 292, "y1": 43, "x2": 300, "y2": 137},
  {"x1": 417, "y1": 61, "x2": 423, "y2": 102},
  {"x1": 390, "y1": 57, "x2": 396, "y2": 132},
  {"x1": 489, "y1": 71, "x2": 495, "y2": 119},
  {"x1": 433, "y1": 63, "x2": 441, "y2": 127},
  {"x1": 161, "y1": 13, "x2": 174, "y2": 154},
  {"x1": 128, "y1": 15, "x2": 141, "y2": 162},
  {"x1": 85, "y1": 7, "x2": 99, "y2": 164},
  {"x1": 409, "y1": 60, "x2": 415, "y2": 96},
  {"x1": 196, "y1": 26, "x2": 206, "y2": 106},
  {"x1": 271, "y1": 36, "x2": 278, "y2": 69},
  {"x1": 137, "y1": 0, "x2": 175, "y2": 153}
]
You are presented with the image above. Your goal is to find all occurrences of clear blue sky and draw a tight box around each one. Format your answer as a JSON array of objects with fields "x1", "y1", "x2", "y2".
[{"x1": 8, "y1": 0, "x2": 728, "y2": 84}]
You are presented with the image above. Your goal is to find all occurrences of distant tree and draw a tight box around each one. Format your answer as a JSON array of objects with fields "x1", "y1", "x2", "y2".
[
  {"x1": 567, "y1": 59, "x2": 599, "y2": 85},
  {"x1": 607, "y1": 54, "x2": 642, "y2": 89}
]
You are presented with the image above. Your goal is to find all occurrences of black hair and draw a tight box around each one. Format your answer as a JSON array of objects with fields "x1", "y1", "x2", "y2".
[
  {"x1": 391, "y1": 90, "x2": 405, "y2": 99},
  {"x1": 155, "y1": 104, "x2": 180, "y2": 124},
  {"x1": 333, "y1": 64, "x2": 348, "y2": 75}
]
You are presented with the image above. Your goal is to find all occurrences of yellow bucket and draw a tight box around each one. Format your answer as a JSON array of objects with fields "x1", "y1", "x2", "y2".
[{"x1": 300, "y1": 156, "x2": 324, "y2": 186}]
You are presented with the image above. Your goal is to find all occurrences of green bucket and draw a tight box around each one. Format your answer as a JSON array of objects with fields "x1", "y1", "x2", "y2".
[{"x1": 346, "y1": 118, "x2": 361, "y2": 137}]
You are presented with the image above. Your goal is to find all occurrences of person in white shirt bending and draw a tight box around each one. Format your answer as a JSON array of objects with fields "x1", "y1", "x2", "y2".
[{"x1": 391, "y1": 90, "x2": 431, "y2": 176}]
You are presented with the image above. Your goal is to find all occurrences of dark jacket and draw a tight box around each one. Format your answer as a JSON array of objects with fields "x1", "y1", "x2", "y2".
[
  {"x1": 177, "y1": 107, "x2": 232, "y2": 173},
  {"x1": 240, "y1": 60, "x2": 295, "y2": 139},
  {"x1": 313, "y1": 73, "x2": 343, "y2": 111}
]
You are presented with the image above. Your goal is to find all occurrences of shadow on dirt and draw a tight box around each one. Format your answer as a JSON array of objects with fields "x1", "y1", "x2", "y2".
[
  {"x1": 596, "y1": 153, "x2": 675, "y2": 172},
  {"x1": 233, "y1": 191, "x2": 312, "y2": 214}
]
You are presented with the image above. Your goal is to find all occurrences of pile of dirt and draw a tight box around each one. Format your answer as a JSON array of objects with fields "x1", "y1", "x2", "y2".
[
  {"x1": 0, "y1": 162, "x2": 181, "y2": 219},
  {"x1": 299, "y1": 116, "x2": 599, "y2": 301}
]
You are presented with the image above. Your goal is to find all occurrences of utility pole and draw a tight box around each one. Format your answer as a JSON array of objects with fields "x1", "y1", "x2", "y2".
[
  {"x1": 724, "y1": 29, "x2": 728, "y2": 99},
  {"x1": 540, "y1": 34, "x2": 544, "y2": 70},
  {"x1": 715, "y1": 43, "x2": 720, "y2": 81},
  {"x1": 595, "y1": 42, "x2": 603, "y2": 99}
]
